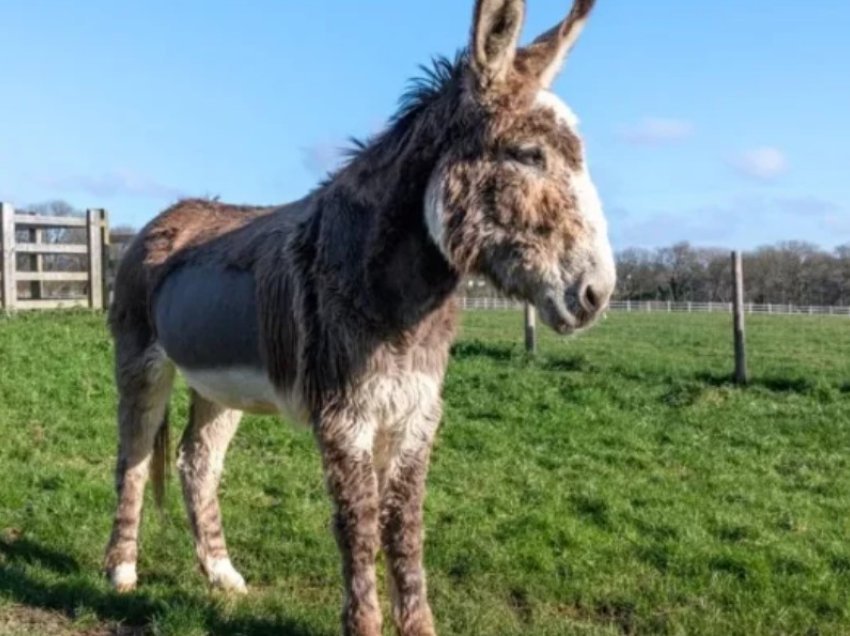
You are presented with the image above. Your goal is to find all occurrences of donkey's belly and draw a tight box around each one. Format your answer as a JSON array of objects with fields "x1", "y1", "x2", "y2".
[
  {"x1": 180, "y1": 366, "x2": 281, "y2": 415},
  {"x1": 154, "y1": 264, "x2": 264, "y2": 369},
  {"x1": 153, "y1": 264, "x2": 299, "y2": 417}
]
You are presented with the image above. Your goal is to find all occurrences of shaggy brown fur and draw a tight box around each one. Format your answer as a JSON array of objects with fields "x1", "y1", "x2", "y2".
[{"x1": 103, "y1": 2, "x2": 613, "y2": 634}]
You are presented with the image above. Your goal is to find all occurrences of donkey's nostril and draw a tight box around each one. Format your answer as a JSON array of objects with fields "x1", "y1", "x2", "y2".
[{"x1": 582, "y1": 285, "x2": 600, "y2": 312}]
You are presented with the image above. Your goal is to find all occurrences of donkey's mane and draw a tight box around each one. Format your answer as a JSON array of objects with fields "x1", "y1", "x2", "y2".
[
  {"x1": 388, "y1": 53, "x2": 465, "y2": 131},
  {"x1": 322, "y1": 52, "x2": 467, "y2": 187}
]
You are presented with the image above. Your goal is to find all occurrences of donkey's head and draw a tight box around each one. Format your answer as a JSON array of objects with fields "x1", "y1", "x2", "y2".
[{"x1": 426, "y1": 0, "x2": 615, "y2": 334}]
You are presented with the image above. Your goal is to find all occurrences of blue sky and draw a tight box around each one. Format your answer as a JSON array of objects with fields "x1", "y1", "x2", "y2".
[{"x1": 1, "y1": 1, "x2": 848, "y2": 250}]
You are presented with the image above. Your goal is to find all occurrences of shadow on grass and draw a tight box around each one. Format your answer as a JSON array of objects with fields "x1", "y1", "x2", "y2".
[
  {"x1": 451, "y1": 341, "x2": 589, "y2": 375},
  {"x1": 694, "y1": 372, "x2": 850, "y2": 395},
  {"x1": 451, "y1": 340, "x2": 516, "y2": 362},
  {"x1": 569, "y1": 493, "x2": 611, "y2": 530},
  {"x1": 540, "y1": 355, "x2": 587, "y2": 373},
  {"x1": 661, "y1": 382, "x2": 705, "y2": 408},
  {"x1": 0, "y1": 538, "x2": 327, "y2": 636},
  {"x1": 0, "y1": 537, "x2": 79, "y2": 575},
  {"x1": 656, "y1": 371, "x2": 843, "y2": 408},
  {"x1": 694, "y1": 372, "x2": 824, "y2": 395}
]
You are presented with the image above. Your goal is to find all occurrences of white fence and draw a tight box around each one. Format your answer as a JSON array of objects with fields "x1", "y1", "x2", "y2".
[
  {"x1": 459, "y1": 296, "x2": 850, "y2": 317},
  {"x1": 609, "y1": 300, "x2": 850, "y2": 316}
]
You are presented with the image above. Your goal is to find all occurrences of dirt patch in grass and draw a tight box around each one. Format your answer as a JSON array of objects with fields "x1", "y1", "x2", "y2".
[{"x1": 0, "y1": 603, "x2": 142, "y2": 636}]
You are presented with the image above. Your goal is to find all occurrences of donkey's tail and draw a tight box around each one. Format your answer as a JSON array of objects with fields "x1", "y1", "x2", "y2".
[{"x1": 151, "y1": 406, "x2": 170, "y2": 510}]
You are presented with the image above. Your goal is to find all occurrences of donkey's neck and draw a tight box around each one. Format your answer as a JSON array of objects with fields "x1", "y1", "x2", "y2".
[{"x1": 312, "y1": 96, "x2": 461, "y2": 335}]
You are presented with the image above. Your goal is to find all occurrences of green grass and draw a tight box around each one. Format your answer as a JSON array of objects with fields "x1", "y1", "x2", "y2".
[{"x1": 1, "y1": 310, "x2": 849, "y2": 635}]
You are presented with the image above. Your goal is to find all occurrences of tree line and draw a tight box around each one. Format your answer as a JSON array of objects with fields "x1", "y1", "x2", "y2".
[{"x1": 617, "y1": 242, "x2": 850, "y2": 306}]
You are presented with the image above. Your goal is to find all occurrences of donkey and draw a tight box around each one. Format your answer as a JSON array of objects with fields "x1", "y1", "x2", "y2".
[{"x1": 103, "y1": 0, "x2": 615, "y2": 633}]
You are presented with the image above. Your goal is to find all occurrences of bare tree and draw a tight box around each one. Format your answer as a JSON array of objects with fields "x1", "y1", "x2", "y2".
[{"x1": 615, "y1": 241, "x2": 850, "y2": 306}]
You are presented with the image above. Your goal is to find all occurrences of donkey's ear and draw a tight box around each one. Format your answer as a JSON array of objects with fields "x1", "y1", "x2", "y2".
[
  {"x1": 471, "y1": 0, "x2": 526, "y2": 88},
  {"x1": 518, "y1": 0, "x2": 596, "y2": 88}
]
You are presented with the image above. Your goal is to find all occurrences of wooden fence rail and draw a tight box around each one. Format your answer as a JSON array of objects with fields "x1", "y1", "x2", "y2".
[{"x1": 0, "y1": 203, "x2": 109, "y2": 311}]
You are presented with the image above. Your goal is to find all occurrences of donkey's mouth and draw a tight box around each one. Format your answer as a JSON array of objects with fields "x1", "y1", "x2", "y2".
[
  {"x1": 537, "y1": 293, "x2": 579, "y2": 335},
  {"x1": 537, "y1": 288, "x2": 600, "y2": 335}
]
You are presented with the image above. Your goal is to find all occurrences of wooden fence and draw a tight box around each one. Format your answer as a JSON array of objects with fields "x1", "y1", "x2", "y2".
[{"x1": 0, "y1": 203, "x2": 110, "y2": 311}]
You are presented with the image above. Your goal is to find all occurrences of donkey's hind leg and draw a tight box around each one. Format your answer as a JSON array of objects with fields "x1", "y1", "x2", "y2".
[
  {"x1": 178, "y1": 389, "x2": 246, "y2": 593},
  {"x1": 104, "y1": 342, "x2": 175, "y2": 593}
]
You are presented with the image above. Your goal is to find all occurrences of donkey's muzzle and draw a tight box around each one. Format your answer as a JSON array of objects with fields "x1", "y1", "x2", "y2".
[{"x1": 538, "y1": 278, "x2": 613, "y2": 335}]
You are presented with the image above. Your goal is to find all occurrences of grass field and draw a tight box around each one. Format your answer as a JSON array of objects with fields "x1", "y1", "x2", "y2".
[{"x1": 1, "y1": 310, "x2": 849, "y2": 635}]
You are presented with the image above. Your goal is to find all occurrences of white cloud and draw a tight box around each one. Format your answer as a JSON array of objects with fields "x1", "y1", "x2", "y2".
[
  {"x1": 729, "y1": 147, "x2": 789, "y2": 182},
  {"x1": 618, "y1": 118, "x2": 695, "y2": 145},
  {"x1": 39, "y1": 170, "x2": 185, "y2": 200}
]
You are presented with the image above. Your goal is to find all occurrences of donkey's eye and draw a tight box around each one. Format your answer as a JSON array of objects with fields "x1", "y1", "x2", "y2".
[{"x1": 507, "y1": 146, "x2": 547, "y2": 170}]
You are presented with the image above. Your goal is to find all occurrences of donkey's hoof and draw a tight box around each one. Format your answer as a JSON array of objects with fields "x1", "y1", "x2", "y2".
[
  {"x1": 208, "y1": 558, "x2": 247, "y2": 594},
  {"x1": 109, "y1": 563, "x2": 138, "y2": 593}
]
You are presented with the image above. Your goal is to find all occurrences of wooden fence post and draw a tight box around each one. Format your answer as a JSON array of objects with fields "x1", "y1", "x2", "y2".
[
  {"x1": 1, "y1": 202, "x2": 16, "y2": 311},
  {"x1": 86, "y1": 208, "x2": 106, "y2": 310},
  {"x1": 732, "y1": 251, "x2": 748, "y2": 385},
  {"x1": 99, "y1": 209, "x2": 110, "y2": 306},
  {"x1": 524, "y1": 302, "x2": 537, "y2": 355},
  {"x1": 29, "y1": 227, "x2": 43, "y2": 300}
]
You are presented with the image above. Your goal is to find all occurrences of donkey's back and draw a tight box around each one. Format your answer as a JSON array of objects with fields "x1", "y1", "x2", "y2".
[
  {"x1": 110, "y1": 198, "x2": 274, "y2": 335},
  {"x1": 111, "y1": 196, "x2": 313, "y2": 410}
]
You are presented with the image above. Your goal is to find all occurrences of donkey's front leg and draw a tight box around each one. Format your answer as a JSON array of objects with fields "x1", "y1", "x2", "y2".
[
  {"x1": 318, "y1": 415, "x2": 382, "y2": 636},
  {"x1": 379, "y1": 410, "x2": 440, "y2": 636}
]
